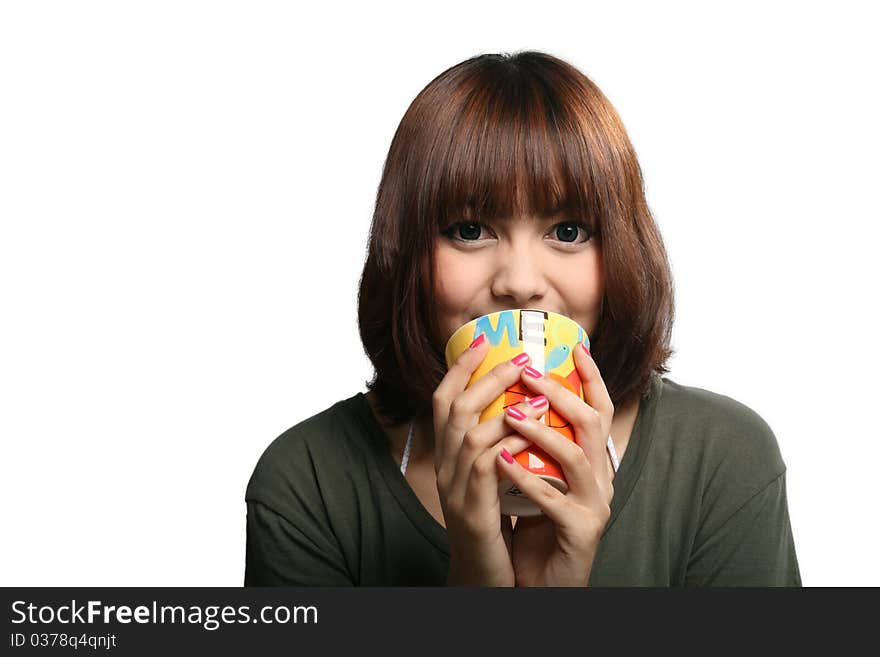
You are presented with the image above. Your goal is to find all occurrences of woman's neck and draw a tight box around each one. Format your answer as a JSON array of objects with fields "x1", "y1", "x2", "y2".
[{"x1": 365, "y1": 390, "x2": 435, "y2": 463}]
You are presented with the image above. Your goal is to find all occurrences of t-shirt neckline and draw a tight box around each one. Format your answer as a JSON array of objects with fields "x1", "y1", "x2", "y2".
[{"x1": 352, "y1": 394, "x2": 450, "y2": 555}]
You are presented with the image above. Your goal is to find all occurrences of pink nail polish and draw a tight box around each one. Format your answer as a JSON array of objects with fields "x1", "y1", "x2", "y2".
[
  {"x1": 523, "y1": 365, "x2": 542, "y2": 378},
  {"x1": 506, "y1": 406, "x2": 526, "y2": 420},
  {"x1": 580, "y1": 342, "x2": 591, "y2": 357},
  {"x1": 500, "y1": 448, "x2": 514, "y2": 464},
  {"x1": 511, "y1": 352, "x2": 530, "y2": 366},
  {"x1": 469, "y1": 333, "x2": 487, "y2": 349},
  {"x1": 527, "y1": 395, "x2": 547, "y2": 408}
]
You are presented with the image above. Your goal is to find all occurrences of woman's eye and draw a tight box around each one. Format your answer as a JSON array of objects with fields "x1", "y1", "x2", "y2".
[
  {"x1": 440, "y1": 221, "x2": 594, "y2": 245},
  {"x1": 441, "y1": 222, "x2": 487, "y2": 241},
  {"x1": 550, "y1": 222, "x2": 593, "y2": 244}
]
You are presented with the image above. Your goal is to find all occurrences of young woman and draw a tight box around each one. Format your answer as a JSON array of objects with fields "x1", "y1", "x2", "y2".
[{"x1": 244, "y1": 51, "x2": 802, "y2": 586}]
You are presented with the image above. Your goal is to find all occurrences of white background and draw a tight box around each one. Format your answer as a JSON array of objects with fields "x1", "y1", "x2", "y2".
[{"x1": 1, "y1": 1, "x2": 877, "y2": 586}]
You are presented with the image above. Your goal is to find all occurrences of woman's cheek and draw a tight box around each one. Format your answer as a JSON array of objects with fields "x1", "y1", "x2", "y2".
[{"x1": 433, "y1": 246, "x2": 480, "y2": 310}]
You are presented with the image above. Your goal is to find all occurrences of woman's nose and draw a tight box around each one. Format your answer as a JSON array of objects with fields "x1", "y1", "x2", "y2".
[{"x1": 489, "y1": 247, "x2": 548, "y2": 305}]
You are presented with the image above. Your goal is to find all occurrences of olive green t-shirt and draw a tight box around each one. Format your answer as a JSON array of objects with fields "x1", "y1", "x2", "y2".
[{"x1": 244, "y1": 375, "x2": 802, "y2": 586}]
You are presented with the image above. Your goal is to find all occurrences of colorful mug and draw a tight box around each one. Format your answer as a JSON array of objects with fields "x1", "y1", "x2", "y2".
[{"x1": 444, "y1": 309, "x2": 590, "y2": 517}]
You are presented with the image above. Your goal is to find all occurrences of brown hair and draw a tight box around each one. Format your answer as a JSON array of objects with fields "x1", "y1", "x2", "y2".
[{"x1": 358, "y1": 50, "x2": 675, "y2": 426}]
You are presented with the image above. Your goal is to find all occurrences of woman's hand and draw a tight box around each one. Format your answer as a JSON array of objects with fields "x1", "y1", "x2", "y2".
[
  {"x1": 497, "y1": 343, "x2": 616, "y2": 587},
  {"x1": 433, "y1": 334, "x2": 548, "y2": 586}
]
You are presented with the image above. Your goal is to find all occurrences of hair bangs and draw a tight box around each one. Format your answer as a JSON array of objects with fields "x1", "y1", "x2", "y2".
[{"x1": 431, "y1": 68, "x2": 598, "y2": 233}]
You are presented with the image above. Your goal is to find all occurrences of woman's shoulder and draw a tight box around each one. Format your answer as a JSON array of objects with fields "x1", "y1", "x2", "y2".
[
  {"x1": 653, "y1": 376, "x2": 787, "y2": 484},
  {"x1": 245, "y1": 392, "x2": 370, "y2": 506},
  {"x1": 658, "y1": 377, "x2": 778, "y2": 434}
]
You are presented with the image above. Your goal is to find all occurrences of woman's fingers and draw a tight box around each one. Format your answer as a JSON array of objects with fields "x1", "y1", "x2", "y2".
[
  {"x1": 446, "y1": 398, "x2": 543, "y2": 511},
  {"x1": 435, "y1": 346, "x2": 534, "y2": 467},
  {"x1": 432, "y1": 332, "x2": 492, "y2": 463},
  {"x1": 572, "y1": 343, "x2": 616, "y2": 492},
  {"x1": 453, "y1": 397, "x2": 543, "y2": 473},
  {"x1": 516, "y1": 355, "x2": 615, "y2": 498},
  {"x1": 573, "y1": 343, "x2": 614, "y2": 418},
  {"x1": 496, "y1": 443, "x2": 588, "y2": 532},
  {"x1": 458, "y1": 433, "x2": 532, "y2": 515},
  {"x1": 502, "y1": 403, "x2": 599, "y2": 505}
]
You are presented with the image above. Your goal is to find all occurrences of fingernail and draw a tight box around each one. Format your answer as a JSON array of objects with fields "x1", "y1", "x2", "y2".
[
  {"x1": 527, "y1": 395, "x2": 547, "y2": 408},
  {"x1": 523, "y1": 365, "x2": 542, "y2": 378},
  {"x1": 511, "y1": 352, "x2": 530, "y2": 366},
  {"x1": 469, "y1": 333, "x2": 487, "y2": 349},
  {"x1": 506, "y1": 406, "x2": 526, "y2": 421},
  {"x1": 580, "y1": 343, "x2": 591, "y2": 357},
  {"x1": 500, "y1": 448, "x2": 514, "y2": 464}
]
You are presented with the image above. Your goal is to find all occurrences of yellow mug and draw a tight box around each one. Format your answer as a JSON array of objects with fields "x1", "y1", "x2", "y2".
[{"x1": 444, "y1": 309, "x2": 590, "y2": 517}]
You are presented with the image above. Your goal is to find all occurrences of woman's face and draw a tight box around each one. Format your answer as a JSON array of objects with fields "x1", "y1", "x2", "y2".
[{"x1": 432, "y1": 214, "x2": 604, "y2": 346}]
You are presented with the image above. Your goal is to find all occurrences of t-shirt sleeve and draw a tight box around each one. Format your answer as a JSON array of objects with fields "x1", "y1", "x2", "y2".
[
  {"x1": 244, "y1": 499, "x2": 354, "y2": 586},
  {"x1": 684, "y1": 470, "x2": 802, "y2": 587},
  {"x1": 244, "y1": 423, "x2": 356, "y2": 587},
  {"x1": 677, "y1": 390, "x2": 802, "y2": 587}
]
